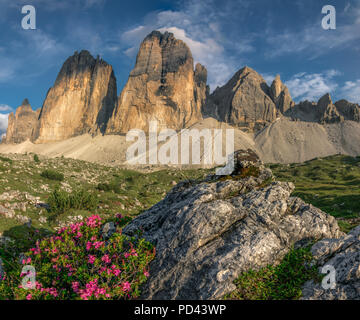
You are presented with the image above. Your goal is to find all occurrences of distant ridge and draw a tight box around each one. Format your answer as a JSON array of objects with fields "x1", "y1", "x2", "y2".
[{"x1": 1, "y1": 30, "x2": 360, "y2": 165}]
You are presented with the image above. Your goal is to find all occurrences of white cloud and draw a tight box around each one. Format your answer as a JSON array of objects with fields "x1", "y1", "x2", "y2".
[
  {"x1": 0, "y1": 104, "x2": 12, "y2": 112},
  {"x1": 340, "y1": 80, "x2": 360, "y2": 103},
  {"x1": 285, "y1": 70, "x2": 340, "y2": 102},
  {"x1": 266, "y1": 2, "x2": 360, "y2": 59},
  {"x1": 26, "y1": 29, "x2": 65, "y2": 56},
  {"x1": 0, "y1": 65, "x2": 15, "y2": 83},
  {"x1": 0, "y1": 113, "x2": 9, "y2": 135}
]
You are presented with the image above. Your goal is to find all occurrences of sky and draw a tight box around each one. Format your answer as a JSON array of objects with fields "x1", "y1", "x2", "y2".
[{"x1": 0, "y1": 0, "x2": 360, "y2": 135}]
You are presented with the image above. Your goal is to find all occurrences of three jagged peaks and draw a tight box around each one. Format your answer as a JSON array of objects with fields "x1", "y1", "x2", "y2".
[{"x1": 3, "y1": 30, "x2": 360, "y2": 145}]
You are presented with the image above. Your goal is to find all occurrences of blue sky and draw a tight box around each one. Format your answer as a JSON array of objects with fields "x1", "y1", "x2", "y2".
[{"x1": 0, "y1": 0, "x2": 360, "y2": 134}]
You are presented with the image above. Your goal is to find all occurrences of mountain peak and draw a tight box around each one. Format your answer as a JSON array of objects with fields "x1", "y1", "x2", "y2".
[
  {"x1": 318, "y1": 93, "x2": 333, "y2": 107},
  {"x1": 270, "y1": 74, "x2": 294, "y2": 114},
  {"x1": 22, "y1": 98, "x2": 30, "y2": 106},
  {"x1": 106, "y1": 30, "x2": 205, "y2": 134}
]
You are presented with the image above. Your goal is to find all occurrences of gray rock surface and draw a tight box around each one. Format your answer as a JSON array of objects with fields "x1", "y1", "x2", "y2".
[
  {"x1": 101, "y1": 221, "x2": 116, "y2": 239},
  {"x1": 286, "y1": 93, "x2": 359, "y2": 124},
  {"x1": 204, "y1": 67, "x2": 278, "y2": 132},
  {"x1": 302, "y1": 225, "x2": 360, "y2": 300},
  {"x1": 123, "y1": 150, "x2": 343, "y2": 300}
]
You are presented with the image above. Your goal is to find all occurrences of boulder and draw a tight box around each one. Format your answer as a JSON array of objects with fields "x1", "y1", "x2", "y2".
[
  {"x1": 302, "y1": 225, "x2": 360, "y2": 300},
  {"x1": 123, "y1": 150, "x2": 343, "y2": 299},
  {"x1": 0, "y1": 205, "x2": 15, "y2": 219}
]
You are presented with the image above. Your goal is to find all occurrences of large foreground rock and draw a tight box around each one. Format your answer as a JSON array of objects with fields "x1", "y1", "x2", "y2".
[
  {"x1": 302, "y1": 225, "x2": 360, "y2": 300},
  {"x1": 124, "y1": 150, "x2": 343, "y2": 299}
]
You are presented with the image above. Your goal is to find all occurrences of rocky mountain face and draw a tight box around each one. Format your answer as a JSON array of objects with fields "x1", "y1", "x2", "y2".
[
  {"x1": 2, "y1": 31, "x2": 359, "y2": 145},
  {"x1": 204, "y1": 67, "x2": 293, "y2": 132},
  {"x1": 2, "y1": 99, "x2": 39, "y2": 144},
  {"x1": 106, "y1": 31, "x2": 207, "y2": 134},
  {"x1": 32, "y1": 50, "x2": 117, "y2": 143},
  {"x1": 123, "y1": 150, "x2": 342, "y2": 299},
  {"x1": 286, "y1": 93, "x2": 360, "y2": 124}
]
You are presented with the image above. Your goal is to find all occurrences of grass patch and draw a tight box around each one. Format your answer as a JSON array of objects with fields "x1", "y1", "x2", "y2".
[
  {"x1": 269, "y1": 155, "x2": 360, "y2": 230},
  {"x1": 225, "y1": 246, "x2": 319, "y2": 300},
  {"x1": 0, "y1": 156, "x2": 13, "y2": 164}
]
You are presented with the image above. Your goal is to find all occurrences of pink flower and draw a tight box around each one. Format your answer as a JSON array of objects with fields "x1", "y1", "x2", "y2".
[
  {"x1": 88, "y1": 255, "x2": 96, "y2": 264},
  {"x1": 72, "y1": 282, "x2": 80, "y2": 293},
  {"x1": 86, "y1": 242, "x2": 92, "y2": 251},
  {"x1": 101, "y1": 254, "x2": 111, "y2": 264},
  {"x1": 144, "y1": 271, "x2": 150, "y2": 277},
  {"x1": 93, "y1": 241, "x2": 104, "y2": 249},
  {"x1": 26, "y1": 294, "x2": 32, "y2": 300},
  {"x1": 113, "y1": 269, "x2": 121, "y2": 276},
  {"x1": 122, "y1": 282, "x2": 131, "y2": 292},
  {"x1": 86, "y1": 215, "x2": 102, "y2": 228}
]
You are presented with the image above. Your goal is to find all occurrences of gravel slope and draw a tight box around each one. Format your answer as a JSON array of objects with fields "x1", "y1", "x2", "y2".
[{"x1": 1, "y1": 117, "x2": 359, "y2": 165}]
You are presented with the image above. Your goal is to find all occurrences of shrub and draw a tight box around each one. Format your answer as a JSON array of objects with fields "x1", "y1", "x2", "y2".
[
  {"x1": 0, "y1": 215, "x2": 155, "y2": 300},
  {"x1": 97, "y1": 182, "x2": 121, "y2": 194},
  {"x1": 225, "y1": 246, "x2": 319, "y2": 300},
  {"x1": 0, "y1": 156, "x2": 13, "y2": 164},
  {"x1": 48, "y1": 189, "x2": 99, "y2": 214},
  {"x1": 33, "y1": 154, "x2": 40, "y2": 163},
  {"x1": 97, "y1": 183, "x2": 112, "y2": 192},
  {"x1": 41, "y1": 169, "x2": 64, "y2": 181}
]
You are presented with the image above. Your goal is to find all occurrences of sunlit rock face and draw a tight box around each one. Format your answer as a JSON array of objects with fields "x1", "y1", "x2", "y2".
[
  {"x1": 3, "y1": 99, "x2": 39, "y2": 144},
  {"x1": 269, "y1": 74, "x2": 295, "y2": 114},
  {"x1": 106, "y1": 31, "x2": 207, "y2": 134},
  {"x1": 33, "y1": 50, "x2": 117, "y2": 143}
]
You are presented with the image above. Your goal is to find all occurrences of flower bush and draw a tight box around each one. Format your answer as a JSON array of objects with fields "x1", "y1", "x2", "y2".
[{"x1": 0, "y1": 214, "x2": 155, "y2": 300}]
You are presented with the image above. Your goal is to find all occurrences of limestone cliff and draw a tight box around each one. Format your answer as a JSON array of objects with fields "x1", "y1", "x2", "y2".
[
  {"x1": 106, "y1": 31, "x2": 206, "y2": 134},
  {"x1": 33, "y1": 50, "x2": 117, "y2": 143},
  {"x1": 335, "y1": 99, "x2": 360, "y2": 121},
  {"x1": 204, "y1": 66, "x2": 278, "y2": 132},
  {"x1": 286, "y1": 93, "x2": 360, "y2": 124},
  {"x1": 3, "y1": 99, "x2": 39, "y2": 144},
  {"x1": 269, "y1": 75, "x2": 294, "y2": 114}
]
